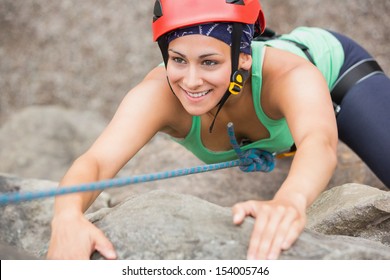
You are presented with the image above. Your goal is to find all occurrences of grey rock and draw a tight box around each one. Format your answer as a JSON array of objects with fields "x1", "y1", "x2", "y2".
[
  {"x1": 89, "y1": 190, "x2": 251, "y2": 260},
  {"x1": 1, "y1": 175, "x2": 389, "y2": 260},
  {"x1": 284, "y1": 230, "x2": 390, "y2": 260},
  {"x1": 0, "y1": 174, "x2": 57, "y2": 257},
  {"x1": 0, "y1": 241, "x2": 39, "y2": 260},
  {"x1": 307, "y1": 184, "x2": 390, "y2": 246},
  {"x1": 0, "y1": 105, "x2": 106, "y2": 181},
  {"x1": 90, "y1": 190, "x2": 390, "y2": 260},
  {"x1": 0, "y1": 173, "x2": 110, "y2": 258}
]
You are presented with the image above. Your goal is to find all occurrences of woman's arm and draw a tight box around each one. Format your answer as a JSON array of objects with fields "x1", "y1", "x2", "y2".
[
  {"x1": 47, "y1": 66, "x2": 182, "y2": 259},
  {"x1": 268, "y1": 48, "x2": 338, "y2": 205},
  {"x1": 233, "y1": 48, "x2": 338, "y2": 260}
]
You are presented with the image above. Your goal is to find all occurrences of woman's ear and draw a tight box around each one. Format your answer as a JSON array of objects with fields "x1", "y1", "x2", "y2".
[{"x1": 239, "y1": 53, "x2": 252, "y2": 70}]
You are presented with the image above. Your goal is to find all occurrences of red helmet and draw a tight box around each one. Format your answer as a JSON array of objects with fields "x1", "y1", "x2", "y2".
[{"x1": 152, "y1": 0, "x2": 266, "y2": 41}]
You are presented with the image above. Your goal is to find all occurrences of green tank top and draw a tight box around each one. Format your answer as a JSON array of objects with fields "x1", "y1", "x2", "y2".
[{"x1": 172, "y1": 27, "x2": 344, "y2": 164}]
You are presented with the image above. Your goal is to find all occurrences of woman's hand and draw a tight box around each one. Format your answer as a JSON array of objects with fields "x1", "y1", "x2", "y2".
[
  {"x1": 232, "y1": 197, "x2": 306, "y2": 260},
  {"x1": 47, "y1": 213, "x2": 117, "y2": 260}
]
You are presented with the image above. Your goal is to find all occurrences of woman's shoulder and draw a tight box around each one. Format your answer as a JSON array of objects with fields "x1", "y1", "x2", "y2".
[
  {"x1": 135, "y1": 65, "x2": 173, "y2": 98},
  {"x1": 260, "y1": 46, "x2": 323, "y2": 119},
  {"x1": 262, "y1": 46, "x2": 311, "y2": 82},
  {"x1": 137, "y1": 66, "x2": 192, "y2": 136},
  {"x1": 143, "y1": 65, "x2": 168, "y2": 81}
]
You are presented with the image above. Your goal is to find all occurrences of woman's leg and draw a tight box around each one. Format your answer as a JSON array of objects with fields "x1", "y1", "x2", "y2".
[
  {"x1": 336, "y1": 73, "x2": 390, "y2": 188},
  {"x1": 329, "y1": 30, "x2": 390, "y2": 188}
]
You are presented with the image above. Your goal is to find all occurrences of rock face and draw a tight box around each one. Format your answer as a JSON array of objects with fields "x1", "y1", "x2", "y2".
[
  {"x1": 307, "y1": 184, "x2": 390, "y2": 246},
  {"x1": 89, "y1": 189, "x2": 390, "y2": 260},
  {"x1": 0, "y1": 175, "x2": 389, "y2": 260},
  {"x1": 0, "y1": 106, "x2": 106, "y2": 181},
  {"x1": 0, "y1": 173, "x2": 110, "y2": 258},
  {"x1": 90, "y1": 191, "x2": 251, "y2": 260}
]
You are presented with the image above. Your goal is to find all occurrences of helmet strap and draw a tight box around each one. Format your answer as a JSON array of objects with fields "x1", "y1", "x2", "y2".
[
  {"x1": 157, "y1": 36, "x2": 179, "y2": 97},
  {"x1": 209, "y1": 22, "x2": 245, "y2": 133},
  {"x1": 157, "y1": 37, "x2": 169, "y2": 67}
]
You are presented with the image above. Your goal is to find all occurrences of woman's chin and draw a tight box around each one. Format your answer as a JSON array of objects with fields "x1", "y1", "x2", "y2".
[
  {"x1": 184, "y1": 107, "x2": 208, "y2": 116},
  {"x1": 181, "y1": 102, "x2": 214, "y2": 116}
]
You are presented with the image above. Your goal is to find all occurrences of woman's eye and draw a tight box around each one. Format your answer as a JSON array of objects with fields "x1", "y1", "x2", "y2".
[
  {"x1": 172, "y1": 57, "x2": 185, "y2": 64},
  {"x1": 202, "y1": 60, "x2": 217, "y2": 66}
]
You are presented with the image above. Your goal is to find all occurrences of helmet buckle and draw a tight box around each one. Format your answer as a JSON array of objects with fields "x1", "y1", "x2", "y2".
[{"x1": 229, "y1": 69, "x2": 248, "y2": 95}]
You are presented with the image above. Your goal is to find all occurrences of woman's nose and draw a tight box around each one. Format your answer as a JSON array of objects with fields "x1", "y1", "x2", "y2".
[{"x1": 183, "y1": 66, "x2": 203, "y2": 89}]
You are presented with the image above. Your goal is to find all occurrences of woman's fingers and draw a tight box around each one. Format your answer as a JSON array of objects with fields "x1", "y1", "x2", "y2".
[
  {"x1": 94, "y1": 229, "x2": 117, "y2": 260},
  {"x1": 247, "y1": 204, "x2": 272, "y2": 260},
  {"x1": 265, "y1": 207, "x2": 302, "y2": 259},
  {"x1": 232, "y1": 200, "x2": 257, "y2": 225},
  {"x1": 281, "y1": 218, "x2": 306, "y2": 250},
  {"x1": 47, "y1": 215, "x2": 117, "y2": 260},
  {"x1": 232, "y1": 200, "x2": 305, "y2": 260}
]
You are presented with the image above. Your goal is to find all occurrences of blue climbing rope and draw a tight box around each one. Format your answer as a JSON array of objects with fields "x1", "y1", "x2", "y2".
[
  {"x1": 0, "y1": 123, "x2": 275, "y2": 205},
  {"x1": 227, "y1": 123, "x2": 275, "y2": 172}
]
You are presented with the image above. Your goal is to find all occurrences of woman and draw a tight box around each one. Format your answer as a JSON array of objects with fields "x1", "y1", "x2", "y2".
[{"x1": 47, "y1": 0, "x2": 389, "y2": 260}]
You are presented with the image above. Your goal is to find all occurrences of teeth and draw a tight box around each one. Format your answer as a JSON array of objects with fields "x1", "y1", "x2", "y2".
[{"x1": 186, "y1": 90, "x2": 210, "y2": 98}]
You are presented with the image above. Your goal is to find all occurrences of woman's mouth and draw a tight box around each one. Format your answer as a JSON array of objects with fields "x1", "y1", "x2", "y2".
[{"x1": 185, "y1": 89, "x2": 211, "y2": 98}]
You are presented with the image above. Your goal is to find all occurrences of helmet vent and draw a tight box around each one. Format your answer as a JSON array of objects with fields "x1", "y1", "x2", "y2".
[
  {"x1": 226, "y1": 0, "x2": 245, "y2": 5},
  {"x1": 153, "y1": 0, "x2": 163, "y2": 22}
]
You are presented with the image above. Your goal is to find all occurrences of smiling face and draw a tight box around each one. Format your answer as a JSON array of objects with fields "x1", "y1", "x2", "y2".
[{"x1": 166, "y1": 34, "x2": 232, "y2": 116}]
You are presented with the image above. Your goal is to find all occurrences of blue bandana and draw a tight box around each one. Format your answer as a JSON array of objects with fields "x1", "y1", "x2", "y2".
[{"x1": 167, "y1": 23, "x2": 254, "y2": 54}]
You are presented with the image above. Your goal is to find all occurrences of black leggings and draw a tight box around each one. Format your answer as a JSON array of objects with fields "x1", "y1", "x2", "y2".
[{"x1": 329, "y1": 31, "x2": 390, "y2": 188}]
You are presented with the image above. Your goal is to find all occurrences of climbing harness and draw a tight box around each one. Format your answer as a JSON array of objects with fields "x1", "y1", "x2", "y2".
[
  {"x1": 0, "y1": 123, "x2": 275, "y2": 206},
  {"x1": 331, "y1": 58, "x2": 383, "y2": 114}
]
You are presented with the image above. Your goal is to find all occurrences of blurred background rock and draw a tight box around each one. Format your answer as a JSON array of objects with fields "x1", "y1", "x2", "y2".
[{"x1": 1, "y1": 0, "x2": 388, "y2": 124}]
